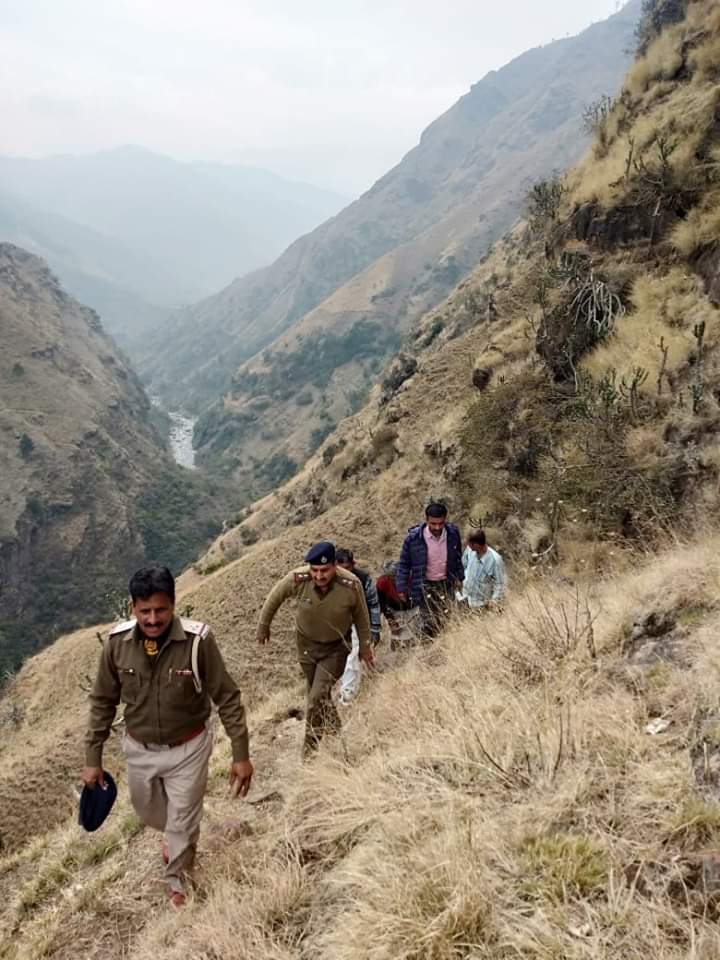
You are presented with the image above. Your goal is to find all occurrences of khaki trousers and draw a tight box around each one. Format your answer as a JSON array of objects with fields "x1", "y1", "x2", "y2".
[
  {"x1": 297, "y1": 639, "x2": 348, "y2": 755},
  {"x1": 122, "y1": 727, "x2": 213, "y2": 893}
]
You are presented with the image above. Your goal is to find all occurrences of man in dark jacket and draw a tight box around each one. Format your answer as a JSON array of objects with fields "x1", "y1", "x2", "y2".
[
  {"x1": 396, "y1": 502, "x2": 464, "y2": 638},
  {"x1": 336, "y1": 548, "x2": 381, "y2": 645}
]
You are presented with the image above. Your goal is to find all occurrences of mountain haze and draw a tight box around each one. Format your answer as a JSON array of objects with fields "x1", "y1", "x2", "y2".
[
  {"x1": 148, "y1": 1, "x2": 642, "y2": 494},
  {"x1": 0, "y1": 147, "x2": 347, "y2": 348},
  {"x1": 4, "y1": 3, "x2": 720, "y2": 956},
  {"x1": 0, "y1": 191, "x2": 173, "y2": 345}
]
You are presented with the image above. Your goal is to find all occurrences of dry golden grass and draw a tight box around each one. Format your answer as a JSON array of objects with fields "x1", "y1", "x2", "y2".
[
  {"x1": 689, "y1": 27, "x2": 720, "y2": 81},
  {"x1": 581, "y1": 268, "x2": 716, "y2": 389},
  {"x1": 4, "y1": 540, "x2": 720, "y2": 958},
  {"x1": 572, "y1": 4, "x2": 720, "y2": 210},
  {"x1": 672, "y1": 189, "x2": 720, "y2": 257},
  {"x1": 4, "y1": 4, "x2": 720, "y2": 955},
  {"x1": 624, "y1": 25, "x2": 685, "y2": 97},
  {"x1": 123, "y1": 539, "x2": 720, "y2": 960}
]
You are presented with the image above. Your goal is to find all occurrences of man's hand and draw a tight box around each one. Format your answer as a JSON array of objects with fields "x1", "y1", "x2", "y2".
[
  {"x1": 359, "y1": 648, "x2": 375, "y2": 668},
  {"x1": 256, "y1": 627, "x2": 270, "y2": 645},
  {"x1": 81, "y1": 766, "x2": 106, "y2": 789},
  {"x1": 229, "y1": 760, "x2": 254, "y2": 798}
]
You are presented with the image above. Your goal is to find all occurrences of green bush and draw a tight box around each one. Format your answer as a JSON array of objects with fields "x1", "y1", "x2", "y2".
[
  {"x1": 310, "y1": 424, "x2": 334, "y2": 452},
  {"x1": 18, "y1": 434, "x2": 34, "y2": 459},
  {"x1": 526, "y1": 175, "x2": 567, "y2": 237},
  {"x1": 136, "y1": 466, "x2": 226, "y2": 573},
  {"x1": 255, "y1": 452, "x2": 297, "y2": 488}
]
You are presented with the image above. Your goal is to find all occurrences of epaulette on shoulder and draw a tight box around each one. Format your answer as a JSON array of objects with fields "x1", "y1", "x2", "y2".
[
  {"x1": 337, "y1": 576, "x2": 358, "y2": 590},
  {"x1": 109, "y1": 618, "x2": 136, "y2": 637},
  {"x1": 181, "y1": 618, "x2": 211, "y2": 639},
  {"x1": 294, "y1": 571, "x2": 312, "y2": 583}
]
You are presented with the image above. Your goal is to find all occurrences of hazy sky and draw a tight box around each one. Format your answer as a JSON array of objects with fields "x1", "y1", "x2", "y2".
[{"x1": 0, "y1": 0, "x2": 624, "y2": 195}]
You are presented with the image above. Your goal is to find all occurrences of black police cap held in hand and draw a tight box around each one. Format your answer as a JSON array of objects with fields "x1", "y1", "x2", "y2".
[
  {"x1": 79, "y1": 770, "x2": 117, "y2": 832},
  {"x1": 304, "y1": 541, "x2": 336, "y2": 565}
]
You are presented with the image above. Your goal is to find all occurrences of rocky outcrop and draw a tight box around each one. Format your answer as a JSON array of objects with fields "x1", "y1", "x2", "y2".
[
  {"x1": 571, "y1": 200, "x2": 680, "y2": 250},
  {"x1": 694, "y1": 243, "x2": 720, "y2": 306}
]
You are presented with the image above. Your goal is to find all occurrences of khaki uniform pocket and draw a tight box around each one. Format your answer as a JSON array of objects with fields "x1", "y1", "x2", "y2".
[
  {"x1": 118, "y1": 668, "x2": 140, "y2": 705},
  {"x1": 165, "y1": 669, "x2": 197, "y2": 705}
]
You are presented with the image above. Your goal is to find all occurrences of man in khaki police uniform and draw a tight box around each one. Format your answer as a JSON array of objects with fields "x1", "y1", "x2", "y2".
[
  {"x1": 256, "y1": 541, "x2": 373, "y2": 754},
  {"x1": 82, "y1": 566, "x2": 253, "y2": 907}
]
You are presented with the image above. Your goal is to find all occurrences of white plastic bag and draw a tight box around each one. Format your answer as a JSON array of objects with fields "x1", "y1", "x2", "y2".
[{"x1": 338, "y1": 626, "x2": 361, "y2": 704}]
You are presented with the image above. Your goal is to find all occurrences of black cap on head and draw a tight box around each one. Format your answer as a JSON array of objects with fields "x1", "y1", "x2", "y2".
[
  {"x1": 305, "y1": 541, "x2": 336, "y2": 565},
  {"x1": 79, "y1": 770, "x2": 118, "y2": 832}
]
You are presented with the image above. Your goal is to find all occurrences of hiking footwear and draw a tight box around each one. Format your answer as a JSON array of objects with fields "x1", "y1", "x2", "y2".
[{"x1": 168, "y1": 890, "x2": 186, "y2": 908}]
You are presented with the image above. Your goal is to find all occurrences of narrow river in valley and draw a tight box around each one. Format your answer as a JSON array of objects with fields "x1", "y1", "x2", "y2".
[
  {"x1": 168, "y1": 411, "x2": 197, "y2": 469},
  {"x1": 150, "y1": 395, "x2": 197, "y2": 469}
]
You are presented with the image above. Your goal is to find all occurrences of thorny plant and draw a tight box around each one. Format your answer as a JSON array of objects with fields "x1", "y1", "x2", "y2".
[
  {"x1": 543, "y1": 251, "x2": 625, "y2": 338},
  {"x1": 526, "y1": 175, "x2": 567, "y2": 238},
  {"x1": 495, "y1": 588, "x2": 598, "y2": 690},
  {"x1": 584, "y1": 93, "x2": 616, "y2": 156},
  {"x1": 691, "y1": 319, "x2": 706, "y2": 414},
  {"x1": 570, "y1": 272, "x2": 625, "y2": 339},
  {"x1": 657, "y1": 336, "x2": 670, "y2": 396},
  {"x1": 620, "y1": 366, "x2": 650, "y2": 422}
]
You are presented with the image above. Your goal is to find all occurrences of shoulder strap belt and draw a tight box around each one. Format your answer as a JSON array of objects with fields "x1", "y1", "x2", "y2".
[{"x1": 191, "y1": 634, "x2": 202, "y2": 693}]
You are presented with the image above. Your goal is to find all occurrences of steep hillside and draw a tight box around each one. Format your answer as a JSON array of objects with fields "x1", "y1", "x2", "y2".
[
  {"x1": 194, "y1": 0, "x2": 718, "y2": 575},
  {"x1": 2, "y1": 3, "x2": 720, "y2": 957},
  {"x1": 4, "y1": 529, "x2": 720, "y2": 956},
  {"x1": 0, "y1": 244, "x2": 232, "y2": 672},
  {"x1": 0, "y1": 147, "x2": 346, "y2": 347},
  {"x1": 0, "y1": 191, "x2": 172, "y2": 347},
  {"x1": 149, "y1": 2, "x2": 641, "y2": 494}
]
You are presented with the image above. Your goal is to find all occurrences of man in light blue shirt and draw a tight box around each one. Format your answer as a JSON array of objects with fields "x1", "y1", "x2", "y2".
[{"x1": 461, "y1": 530, "x2": 506, "y2": 609}]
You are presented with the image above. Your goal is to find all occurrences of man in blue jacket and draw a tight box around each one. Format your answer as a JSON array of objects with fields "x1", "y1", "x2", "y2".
[{"x1": 396, "y1": 502, "x2": 464, "y2": 638}]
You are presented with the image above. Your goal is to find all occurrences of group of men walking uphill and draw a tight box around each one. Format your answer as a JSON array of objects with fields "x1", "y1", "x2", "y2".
[{"x1": 81, "y1": 502, "x2": 505, "y2": 906}]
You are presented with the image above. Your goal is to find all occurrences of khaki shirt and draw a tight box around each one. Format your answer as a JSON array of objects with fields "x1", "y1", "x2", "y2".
[
  {"x1": 258, "y1": 565, "x2": 371, "y2": 656},
  {"x1": 85, "y1": 615, "x2": 249, "y2": 766}
]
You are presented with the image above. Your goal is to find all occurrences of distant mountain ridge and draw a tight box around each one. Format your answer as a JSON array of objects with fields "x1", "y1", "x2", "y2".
[
  {"x1": 0, "y1": 243, "x2": 232, "y2": 671},
  {"x1": 146, "y1": 0, "x2": 641, "y2": 493},
  {"x1": 0, "y1": 147, "x2": 347, "y2": 349}
]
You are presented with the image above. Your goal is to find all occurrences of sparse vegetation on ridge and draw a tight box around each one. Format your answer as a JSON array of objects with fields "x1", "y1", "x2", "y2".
[
  {"x1": 5, "y1": 2, "x2": 720, "y2": 957},
  {"x1": 5, "y1": 543, "x2": 720, "y2": 957}
]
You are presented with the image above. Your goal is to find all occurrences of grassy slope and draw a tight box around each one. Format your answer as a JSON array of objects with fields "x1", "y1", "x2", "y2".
[
  {"x1": 3, "y1": 2, "x2": 720, "y2": 956},
  {"x1": 198, "y1": 0, "x2": 720, "y2": 578},
  {"x1": 3, "y1": 541, "x2": 720, "y2": 957},
  {"x1": 159, "y1": 3, "x2": 639, "y2": 492}
]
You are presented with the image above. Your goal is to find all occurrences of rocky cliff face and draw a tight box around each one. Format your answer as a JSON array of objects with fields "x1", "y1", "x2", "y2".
[
  {"x1": 147, "y1": 1, "x2": 642, "y2": 494},
  {"x1": 0, "y1": 244, "x2": 226, "y2": 671}
]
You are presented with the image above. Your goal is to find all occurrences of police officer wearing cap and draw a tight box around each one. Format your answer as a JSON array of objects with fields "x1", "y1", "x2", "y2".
[{"x1": 256, "y1": 541, "x2": 373, "y2": 754}]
